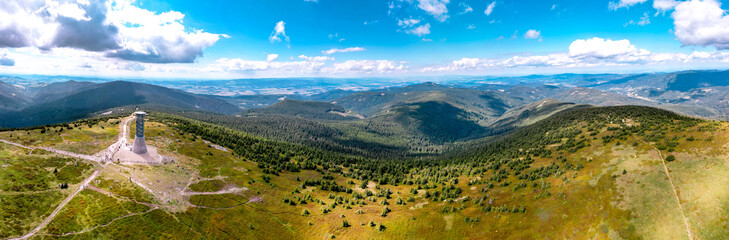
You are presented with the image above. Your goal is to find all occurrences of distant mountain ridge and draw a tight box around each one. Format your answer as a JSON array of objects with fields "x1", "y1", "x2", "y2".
[
  {"x1": 244, "y1": 99, "x2": 363, "y2": 121},
  {"x1": 0, "y1": 81, "x2": 240, "y2": 128}
]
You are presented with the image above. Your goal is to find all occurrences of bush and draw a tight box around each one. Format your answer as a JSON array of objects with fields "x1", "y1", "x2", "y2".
[
  {"x1": 665, "y1": 155, "x2": 676, "y2": 162},
  {"x1": 381, "y1": 206, "x2": 390, "y2": 217}
]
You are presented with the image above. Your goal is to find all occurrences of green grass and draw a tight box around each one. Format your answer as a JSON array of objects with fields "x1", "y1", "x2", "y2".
[
  {"x1": 0, "y1": 191, "x2": 65, "y2": 238},
  {"x1": 94, "y1": 176, "x2": 157, "y2": 204},
  {"x1": 44, "y1": 189, "x2": 151, "y2": 236},
  {"x1": 189, "y1": 194, "x2": 248, "y2": 208},
  {"x1": 0, "y1": 118, "x2": 119, "y2": 155},
  {"x1": 188, "y1": 180, "x2": 226, "y2": 192}
]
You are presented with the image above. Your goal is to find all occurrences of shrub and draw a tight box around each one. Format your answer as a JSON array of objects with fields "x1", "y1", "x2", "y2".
[{"x1": 665, "y1": 155, "x2": 676, "y2": 162}]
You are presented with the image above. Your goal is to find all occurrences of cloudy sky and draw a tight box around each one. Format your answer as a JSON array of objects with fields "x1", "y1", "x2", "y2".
[{"x1": 1, "y1": 0, "x2": 729, "y2": 79}]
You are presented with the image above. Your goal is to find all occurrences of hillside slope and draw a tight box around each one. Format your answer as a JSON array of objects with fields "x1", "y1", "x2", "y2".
[
  {"x1": 244, "y1": 99, "x2": 363, "y2": 121},
  {"x1": 333, "y1": 82, "x2": 526, "y2": 125},
  {"x1": 487, "y1": 99, "x2": 585, "y2": 134},
  {"x1": 0, "y1": 81, "x2": 29, "y2": 111},
  {"x1": 0, "y1": 81, "x2": 240, "y2": 128},
  {"x1": 367, "y1": 101, "x2": 487, "y2": 144}
]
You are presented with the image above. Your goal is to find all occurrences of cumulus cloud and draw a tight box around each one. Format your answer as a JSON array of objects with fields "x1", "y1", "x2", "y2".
[
  {"x1": 208, "y1": 57, "x2": 406, "y2": 76},
  {"x1": 266, "y1": 54, "x2": 279, "y2": 62},
  {"x1": 416, "y1": 0, "x2": 450, "y2": 21},
  {"x1": 672, "y1": 0, "x2": 729, "y2": 49},
  {"x1": 0, "y1": 49, "x2": 15, "y2": 66},
  {"x1": 104, "y1": 0, "x2": 223, "y2": 63},
  {"x1": 653, "y1": 0, "x2": 679, "y2": 13},
  {"x1": 406, "y1": 23, "x2": 431, "y2": 36},
  {"x1": 524, "y1": 29, "x2": 541, "y2": 40},
  {"x1": 568, "y1": 37, "x2": 651, "y2": 63},
  {"x1": 298, "y1": 55, "x2": 334, "y2": 61},
  {"x1": 211, "y1": 58, "x2": 326, "y2": 73},
  {"x1": 322, "y1": 47, "x2": 366, "y2": 55},
  {"x1": 0, "y1": 0, "x2": 224, "y2": 63},
  {"x1": 269, "y1": 21, "x2": 289, "y2": 43},
  {"x1": 485, "y1": 2, "x2": 496, "y2": 16},
  {"x1": 421, "y1": 37, "x2": 729, "y2": 73},
  {"x1": 398, "y1": 18, "x2": 421, "y2": 27},
  {"x1": 397, "y1": 18, "x2": 430, "y2": 36},
  {"x1": 327, "y1": 60, "x2": 406, "y2": 74},
  {"x1": 609, "y1": 0, "x2": 647, "y2": 10}
]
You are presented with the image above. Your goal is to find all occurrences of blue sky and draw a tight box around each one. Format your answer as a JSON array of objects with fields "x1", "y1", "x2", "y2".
[
  {"x1": 150, "y1": 0, "x2": 686, "y2": 62},
  {"x1": 1, "y1": 0, "x2": 729, "y2": 78}
]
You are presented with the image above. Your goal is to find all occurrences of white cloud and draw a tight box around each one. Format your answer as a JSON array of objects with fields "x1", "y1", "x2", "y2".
[
  {"x1": 459, "y1": 3, "x2": 473, "y2": 14},
  {"x1": 208, "y1": 58, "x2": 406, "y2": 76},
  {"x1": 327, "y1": 60, "x2": 406, "y2": 74},
  {"x1": 467, "y1": 24, "x2": 476, "y2": 29},
  {"x1": 298, "y1": 55, "x2": 334, "y2": 61},
  {"x1": 105, "y1": 0, "x2": 223, "y2": 63},
  {"x1": 569, "y1": 37, "x2": 646, "y2": 58},
  {"x1": 269, "y1": 21, "x2": 289, "y2": 43},
  {"x1": 398, "y1": 18, "x2": 421, "y2": 27},
  {"x1": 672, "y1": 0, "x2": 729, "y2": 49},
  {"x1": 322, "y1": 47, "x2": 366, "y2": 55},
  {"x1": 406, "y1": 23, "x2": 431, "y2": 36},
  {"x1": 421, "y1": 37, "x2": 729, "y2": 73},
  {"x1": 524, "y1": 29, "x2": 541, "y2": 40},
  {"x1": 0, "y1": 49, "x2": 15, "y2": 66},
  {"x1": 485, "y1": 1, "x2": 496, "y2": 15},
  {"x1": 46, "y1": 2, "x2": 91, "y2": 21},
  {"x1": 609, "y1": 0, "x2": 647, "y2": 10},
  {"x1": 416, "y1": 0, "x2": 450, "y2": 21},
  {"x1": 625, "y1": 12, "x2": 651, "y2": 26},
  {"x1": 0, "y1": 0, "x2": 224, "y2": 63},
  {"x1": 397, "y1": 18, "x2": 431, "y2": 36},
  {"x1": 266, "y1": 54, "x2": 279, "y2": 62},
  {"x1": 211, "y1": 58, "x2": 326, "y2": 73},
  {"x1": 653, "y1": 0, "x2": 679, "y2": 13}
]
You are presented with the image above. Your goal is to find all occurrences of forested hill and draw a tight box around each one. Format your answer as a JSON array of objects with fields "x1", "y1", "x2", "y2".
[
  {"x1": 154, "y1": 104, "x2": 702, "y2": 186},
  {"x1": 0, "y1": 81, "x2": 240, "y2": 128},
  {"x1": 451, "y1": 105, "x2": 700, "y2": 164},
  {"x1": 244, "y1": 99, "x2": 363, "y2": 121}
]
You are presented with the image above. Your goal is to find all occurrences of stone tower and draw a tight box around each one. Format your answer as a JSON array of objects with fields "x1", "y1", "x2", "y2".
[{"x1": 132, "y1": 111, "x2": 148, "y2": 154}]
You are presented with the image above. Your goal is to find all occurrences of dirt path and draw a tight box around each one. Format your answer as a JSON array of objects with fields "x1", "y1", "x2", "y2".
[
  {"x1": 636, "y1": 136, "x2": 694, "y2": 240},
  {"x1": 0, "y1": 189, "x2": 59, "y2": 196},
  {"x1": 10, "y1": 170, "x2": 100, "y2": 240},
  {"x1": 96, "y1": 117, "x2": 133, "y2": 163},
  {"x1": 182, "y1": 187, "x2": 249, "y2": 196},
  {"x1": 0, "y1": 139, "x2": 100, "y2": 162},
  {"x1": 86, "y1": 185, "x2": 159, "y2": 208}
]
